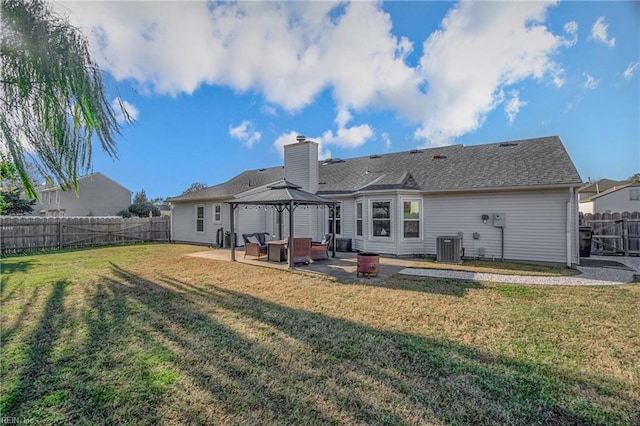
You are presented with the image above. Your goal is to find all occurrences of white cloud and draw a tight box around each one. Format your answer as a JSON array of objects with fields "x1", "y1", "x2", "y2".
[
  {"x1": 111, "y1": 97, "x2": 139, "y2": 124},
  {"x1": 623, "y1": 61, "x2": 640, "y2": 79},
  {"x1": 229, "y1": 121, "x2": 261, "y2": 148},
  {"x1": 504, "y1": 90, "x2": 527, "y2": 125},
  {"x1": 415, "y1": 1, "x2": 569, "y2": 145},
  {"x1": 583, "y1": 73, "x2": 598, "y2": 89},
  {"x1": 589, "y1": 17, "x2": 615, "y2": 47},
  {"x1": 563, "y1": 21, "x2": 578, "y2": 47},
  {"x1": 63, "y1": 1, "x2": 574, "y2": 149},
  {"x1": 319, "y1": 123, "x2": 374, "y2": 150},
  {"x1": 381, "y1": 132, "x2": 391, "y2": 150},
  {"x1": 335, "y1": 108, "x2": 353, "y2": 128}
]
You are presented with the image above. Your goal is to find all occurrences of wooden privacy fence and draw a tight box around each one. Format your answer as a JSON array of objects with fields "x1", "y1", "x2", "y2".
[
  {"x1": 0, "y1": 216, "x2": 171, "y2": 254},
  {"x1": 579, "y1": 212, "x2": 640, "y2": 256}
]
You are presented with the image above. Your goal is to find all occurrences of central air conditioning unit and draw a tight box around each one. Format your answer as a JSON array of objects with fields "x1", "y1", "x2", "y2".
[{"x1": 436, "y1": 236, "x2": 462, "y2": 263}]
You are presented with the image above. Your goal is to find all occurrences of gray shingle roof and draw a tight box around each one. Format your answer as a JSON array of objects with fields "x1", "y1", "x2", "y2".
[
  {"x1": 578, "y1": 178, "x2": 624, "y2": 194},
  {"x1": 231, "y1": 180, "x2": 337, "y2": 205},
  {"x1": 168, "y1": 136, "x2": 582, "y2": 202}
]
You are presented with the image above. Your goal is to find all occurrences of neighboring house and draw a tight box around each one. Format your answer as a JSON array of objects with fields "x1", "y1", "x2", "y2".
[
  {"x1": 577, "y1": 178, "x2": 623, "y2": 201},
  {"x1": 167, "y1": 135, "x2": 583, "y2": 266},
  {"x1": 579, "y1": 181, "x2": 640, "y2": 214},
  {"x1": 34, "y1": 172, "x2": 132, "y2": 216}
]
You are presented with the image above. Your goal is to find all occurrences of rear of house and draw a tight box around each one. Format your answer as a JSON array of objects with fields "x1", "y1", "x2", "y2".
[{"x1": 168, "y1": 135, "x2": 583, "y2": 266}]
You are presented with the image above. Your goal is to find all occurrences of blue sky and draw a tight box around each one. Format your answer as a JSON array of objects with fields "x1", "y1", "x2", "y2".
[{"x1": 60, "y1": 1, "x2": 639, "y2": 201}]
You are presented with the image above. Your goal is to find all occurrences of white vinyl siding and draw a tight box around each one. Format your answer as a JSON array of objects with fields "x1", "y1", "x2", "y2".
[
  {"x1": 423, "y1": 190, "x2": 572, "y2": 264},
  {"x1": 591, "y1": 187, "x2": 640, "y2": 213}
]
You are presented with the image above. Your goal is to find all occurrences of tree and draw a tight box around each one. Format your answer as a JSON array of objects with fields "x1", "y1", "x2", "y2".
[
  {"x1": 0, "y1": 162, "x2": 35, "y2": 214},
  {"x1": 0, "y1": 188, "x2": 35, "y2": 214},
  {"x1": 182, "y1": 182, "x2": 208, "y2": 194},
  {"x1": 0, "y1": 0, "x2": 128, "y2": 199},
  {"x1": 127, "y1": 189, "x2": 160, "y2": 217},
  {"x1": 627, "y1": 173, "x2": 640, "y2": 183}
]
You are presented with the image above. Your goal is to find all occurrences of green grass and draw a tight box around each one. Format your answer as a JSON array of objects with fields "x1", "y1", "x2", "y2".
[{"x1": 1, "y1": 244, "x2": 639, "y2": 425}]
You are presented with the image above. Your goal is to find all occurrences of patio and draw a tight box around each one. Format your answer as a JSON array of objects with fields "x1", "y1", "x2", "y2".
[{"x1": 186, "y1": 247, "x2": 419, "y2": 283}]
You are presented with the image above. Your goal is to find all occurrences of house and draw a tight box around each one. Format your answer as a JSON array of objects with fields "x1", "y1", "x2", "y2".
[
  {"x1": 579, "y1": 181, "x2": 640, "y2": 214},
  {"x1": 167, "y1": 135, "x2": 583, "y2": 266},
  {"x1": 34, "y1": 172, "x2": 132, "y2": 217}
]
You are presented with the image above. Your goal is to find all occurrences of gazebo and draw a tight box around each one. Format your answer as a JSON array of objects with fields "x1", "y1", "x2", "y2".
[{"x1": 226, "y1": 179, "x2": 338, "y2": 269}]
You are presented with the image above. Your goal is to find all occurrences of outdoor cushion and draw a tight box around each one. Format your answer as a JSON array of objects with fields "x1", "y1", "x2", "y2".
[{"x1": 246, "y1": 235, "x2": 260, "y2": 245}]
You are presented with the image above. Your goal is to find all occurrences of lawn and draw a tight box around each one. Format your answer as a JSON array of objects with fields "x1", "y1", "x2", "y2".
[{"x1": 1, "y1": 244, "x2": 639, "y2": 425}]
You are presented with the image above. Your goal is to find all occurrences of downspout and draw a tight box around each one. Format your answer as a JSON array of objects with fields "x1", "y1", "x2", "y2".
[{"x1": 566, "y1": 187, "x2": 572, "y2": 268}]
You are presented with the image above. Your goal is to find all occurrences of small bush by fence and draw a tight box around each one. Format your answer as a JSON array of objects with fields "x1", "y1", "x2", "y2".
[{"x1": 0, "y1": 216, "x2": 170, "y2": 254}]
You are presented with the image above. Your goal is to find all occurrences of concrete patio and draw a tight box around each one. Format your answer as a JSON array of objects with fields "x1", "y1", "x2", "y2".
[
  {"x1": 186, "y1": 248, "x2": 420, "y2": 283},
  {"x1": 186, "y1": 247, "x2": 640, "y2": 285}
]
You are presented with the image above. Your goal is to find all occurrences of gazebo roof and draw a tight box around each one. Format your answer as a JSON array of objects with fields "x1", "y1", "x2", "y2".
[{"x1": 227, "y1": 179, "x2": 337, "y2": 206}]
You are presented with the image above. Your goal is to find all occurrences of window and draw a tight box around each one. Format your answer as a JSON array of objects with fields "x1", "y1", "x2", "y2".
[
  {"x1": 195, "y1": 205, "x2": 205, "y2": 232},
  {"x1": 356, "y1": 202, "x2": 363, "y2": 237},
  {"x1": 630, "y1": 189, "x2": 640, "y2": 201},
  {"x1": 329, "y1": 204, "x2": 341, "y2": 235},
  {"x1": 213, "y1": 203, "x2": 222, "y2": 223},
  {"x1": 403, "y1": 200, "x2": 421, "y2": 238},
  {"x1": 372, "y1": 201, "x2": 391, "y2": 237}
]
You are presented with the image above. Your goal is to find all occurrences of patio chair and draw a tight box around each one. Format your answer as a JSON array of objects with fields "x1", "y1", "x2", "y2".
[
  {"x1": 311, "y1": 233, "x2": 333, "y2": 261},
  {"x1": 291, "y1": 237, "x2": 312, "y2": 264},
  {"x1": 242, "y1": 232, "x2": 270, "y2": 259}
]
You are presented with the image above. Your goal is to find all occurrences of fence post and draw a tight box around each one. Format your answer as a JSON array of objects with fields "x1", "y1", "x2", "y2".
[
  {"x1": 623, "y1": 218, "x2": 629, "y2": 256},
  {"x1": 58, "y1": 218, "x2": 62, "y2": 249},
  {"x1": 147, "y1": 216, "x2": 152, "y2": 242}
]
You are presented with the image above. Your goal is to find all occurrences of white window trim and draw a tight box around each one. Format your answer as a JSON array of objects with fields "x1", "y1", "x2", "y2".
[
  {"x1": 401, "y1": 197, "x2": 422, "y2": 241},
  {"x1": 213, "y1": 203, "x2": 222, "y2": 224},
  {"x1": 370, "y1": 198, "x2": 393, "y2": 240},
  {"x1": 195, "y1": 204, "x2": 205, "y2": 233},
  {"x1": 630, "y1": 188, "x2": 640, "y2": 201},
  {"x1": 355, "y1": 200, "x2": 363, "y2": 239}
]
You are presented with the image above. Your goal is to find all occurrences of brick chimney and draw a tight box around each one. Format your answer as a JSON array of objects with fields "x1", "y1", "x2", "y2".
[{"x1": 284, "y1": 136, "x2": 319, "y2": 193}]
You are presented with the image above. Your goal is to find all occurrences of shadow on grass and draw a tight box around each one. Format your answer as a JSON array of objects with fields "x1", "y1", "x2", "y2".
[
  {"x1": 1, "y1": 281, "x2": 67, "y2": 417},
  {"x1": 0, "y1": 260, "x2": 35, "y2": 274},
  {"x1": 109, "y1": 265, "x2": 636, "y2": 424},
  {"x1": 3, "y1": 264, "x2": 637, "y2": 424}
]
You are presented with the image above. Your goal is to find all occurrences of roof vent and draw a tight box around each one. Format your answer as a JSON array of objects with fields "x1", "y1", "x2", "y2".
[
  {"x1": 369, "y1": 154, "x2": 381, "y2": 159},
  {"x1": 296, "y1": 135, "x2": 306, "y2": 143},
  {"x1": 259, "y1": 168, "x2": 266, "y2": 172},
  {"x1": 499, "y1": 142, "x2": 518, "y2": 147},
  {"x1": 410, "y1": 149, "x2": 422, "y2": 154},
  {"x1": 432, "y1": 153, "x2": 447, "y2": 159},
  {"x1": 323, "y1": 158, "x2": 344, "y2": 165}
]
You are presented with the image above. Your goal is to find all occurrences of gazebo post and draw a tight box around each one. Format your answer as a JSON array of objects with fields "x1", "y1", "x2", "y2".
[
  {"x1": 288, "y1": 200, "x2": 294, "y2": 269},
  {"x1": 229, "y1": 203, "x2": 236, "y2": 261},
  {"x1": 331, "y1": 203, "x2": 336, "y2": 258}
]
